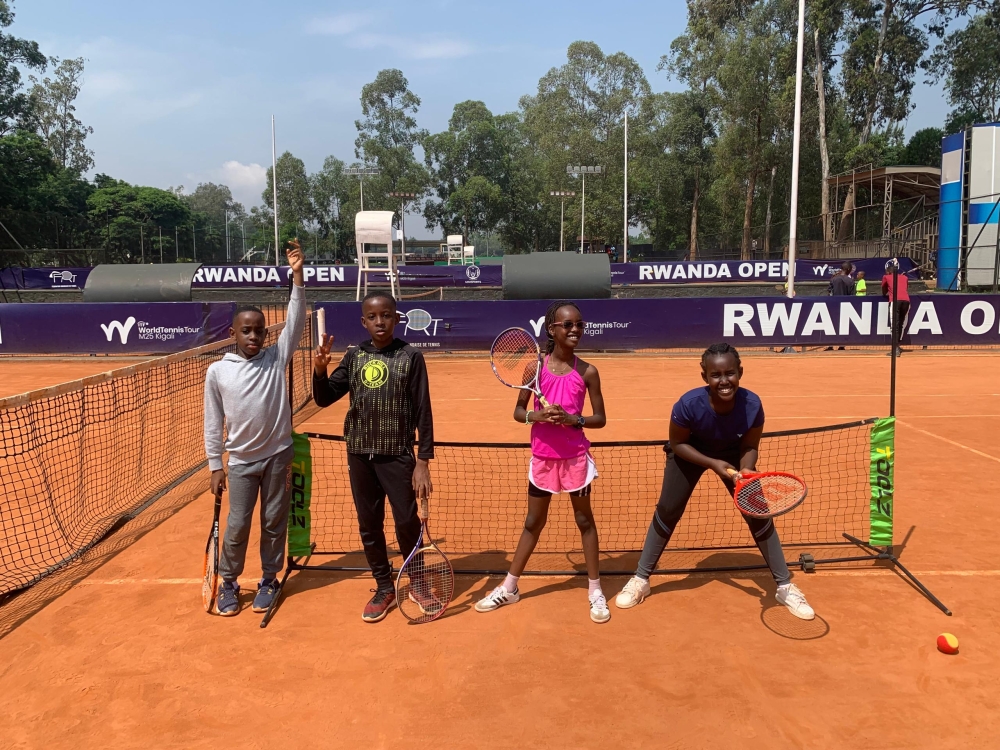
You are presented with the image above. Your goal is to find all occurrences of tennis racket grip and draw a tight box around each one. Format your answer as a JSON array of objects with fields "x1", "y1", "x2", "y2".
[{"x1": 418, "y1": 494, "x2": 429, "y2": 522}]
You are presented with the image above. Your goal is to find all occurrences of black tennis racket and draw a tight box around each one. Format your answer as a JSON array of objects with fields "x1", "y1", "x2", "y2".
[
  {"x1": 490, "y1": 327, "x2": 550, "y2": 407},
  {"x1": 201, "y1": 488, "x2": 223, "y2": 613},
  {"x1": 395, "y1": 494, "x2": 454, "y2": 623}
]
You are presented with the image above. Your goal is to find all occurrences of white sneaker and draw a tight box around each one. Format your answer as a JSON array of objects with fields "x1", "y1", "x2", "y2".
[
  {"x1": 615, "y1": 576, "x2": 651, "y2": 609},
  {"x1": 589, "y1": 591, "x2": 611, "y2": 623},
  {"x1": 776, "y1": 583, "x2": 815, "y2": 620},
  {"x1": 475, "y1": 585, "x2": 520, "y2": 613}
]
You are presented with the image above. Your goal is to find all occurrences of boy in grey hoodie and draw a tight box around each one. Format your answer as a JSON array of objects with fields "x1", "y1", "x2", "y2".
[{"x1": 203, "y1": 242, "x2": 305, "y2": 616}]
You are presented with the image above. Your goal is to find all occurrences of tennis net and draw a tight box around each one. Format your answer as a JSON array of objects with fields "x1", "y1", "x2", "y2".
[
  {"x1": 297, "y1": 419, "x2": 878, "y2": 573},
  {"x1": 0, "y1": 316, "x2": 314, "y2": 598}
]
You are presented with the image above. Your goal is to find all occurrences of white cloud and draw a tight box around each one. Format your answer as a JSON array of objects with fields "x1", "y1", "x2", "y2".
[
  {"x1": 305, "y1": 13, "x2": 473, "y2": 59},
  {"x1": 306, "y1": 12, "x2": 374, "y2": 36},
  {"x1": 185, "y1": 161, "x2": 268, "y2": 210},
  {"x1": 217, "y1": 160, "x2": 268, "y2": 209}
]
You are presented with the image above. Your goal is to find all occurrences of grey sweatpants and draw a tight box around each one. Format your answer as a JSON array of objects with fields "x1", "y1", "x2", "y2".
[{"x1": 219, "y1": 445, "x2": 295, "y2": 581}]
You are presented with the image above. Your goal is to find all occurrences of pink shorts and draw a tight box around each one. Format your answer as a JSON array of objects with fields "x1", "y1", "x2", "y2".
[{"x1": 528, "y1": 453, "x2": 599, "y2": 496}]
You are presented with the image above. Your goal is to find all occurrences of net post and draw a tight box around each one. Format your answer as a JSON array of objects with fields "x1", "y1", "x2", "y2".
[{"x1": 889, "y1": 260, "x2": 899, "y2": 417}]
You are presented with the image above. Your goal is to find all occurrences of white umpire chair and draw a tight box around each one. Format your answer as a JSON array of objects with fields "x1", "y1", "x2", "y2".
[
  {"x1": 463, "y1": 245, "x2": 476, "y2": 265},
  {"x1": 445, "y1": 234, "x2": 465, "y2": 266},
  {"x1": 355, "y1": 210, "x2": 403, "y2": 301}
]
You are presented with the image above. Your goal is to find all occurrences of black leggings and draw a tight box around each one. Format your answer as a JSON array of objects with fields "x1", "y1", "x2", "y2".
[
  {"x1": 635, "y1": 450, "x2": 791, "y2": 585},
  {"x1": 347, "y1": 452, "x2": 422, "y2": 589}
]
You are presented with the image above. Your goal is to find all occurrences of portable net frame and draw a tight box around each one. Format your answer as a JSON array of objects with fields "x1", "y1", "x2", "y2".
[
  {"x1": 0, "y1": 317, "x2": 314, "y2": 599},
  {"x1": 291, "y1": 420, "x2": 879, "y2": 574}
]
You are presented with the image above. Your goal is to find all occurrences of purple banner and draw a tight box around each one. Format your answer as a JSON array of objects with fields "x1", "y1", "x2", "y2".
[
  {"x1": 0, "y1": 302, "x2": 235, "y2": 354},
  {"x1": 3, "y1": 257, "x2": 916, "y2": 292},
  {"x1": 0, "y1": 267, "x2": 91, "y2": 290},
  {"x1": 615, "y1": 257, "x2": 918, "y2": 285},
  {"x1": 315, "y1": 294, "x2": 1000, "y2": 351},
  {"x1": 190, "y1": 263, "x2": 501, "y2": 289}
]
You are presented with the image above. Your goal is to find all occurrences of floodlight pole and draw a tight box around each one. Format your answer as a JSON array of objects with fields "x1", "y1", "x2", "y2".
[
  {"x1": 271, "y1": 115, "x2": 279, "y2": 265},
  {"x1": 225, "y1": 210, "x2": 231, "y2": 262},
  {"x1": 786, "y1": 0, "x2": 805, "y2": 298},
  {"x1": 550, "y1": 191, "x2": 576, "y2": 252},
  {"x1": 567, "y1": 166, "x2": 602, "y2": 253},
  {"x1": 624, "y1": 110, "x2": 628, "y2": 263},
  {"x1": 389, "y1": 192, "x2": 417, "y2": 262}
]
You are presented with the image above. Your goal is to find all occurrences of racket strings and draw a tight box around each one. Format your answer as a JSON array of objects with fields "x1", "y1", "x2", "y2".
[
  {"x1": 735, "y1": 475, "x2": 805, "y2": 516},
  {"x1": 491, "y1": 330, "x2": 541, "y2": 388},
  {"x1": 398, "y1": 547, "x2": 454, "y2": 623}
]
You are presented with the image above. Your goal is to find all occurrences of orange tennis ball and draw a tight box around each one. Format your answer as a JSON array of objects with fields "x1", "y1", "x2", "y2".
[{"x1": 936, "y1": 633, "x2": 959, "y2": 655}]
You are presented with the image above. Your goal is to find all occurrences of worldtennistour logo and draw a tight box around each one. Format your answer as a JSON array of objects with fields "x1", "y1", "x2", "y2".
[{"x1": 101, "y1": 317, "x2": 137, "y2": 344}]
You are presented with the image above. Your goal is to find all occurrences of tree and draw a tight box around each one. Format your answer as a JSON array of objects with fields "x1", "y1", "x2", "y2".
[
  {"x1": 835, "y1": 0, "x2": 981, "y2": 240},
  {"x1": 184, "y1": 181, "x2": 244, "y2": 219},
  {"x1": 310, "y1": 155, "x2": 355, "y2": 260},
  {"x1": 87, "y1": 181, "x2": 190, "y2": 263},
  {"x1": 262, "y1": 151, "x2": 313, "y2": 232},
  {"x1": 520, "y1": 41, "x2": 652, "y2": 250},
  {"x1": 903, "y1": 126, "x2": 943, "y2": 165},
  {"x1": 28, "y1": 57, "x2": 94, "y2": 173},
  {"x1": 924, "y1": 12, "x2": 1000, "y2": 126},
  {"x1": 423, "y1": 101, "x2": 510, "y2": 239},
  {"x1": 0, "y1": 1, "x2": 45, "y2": 136},
  {"x1": 353, "y1": 69, "x2": 429, "y2": 211}
]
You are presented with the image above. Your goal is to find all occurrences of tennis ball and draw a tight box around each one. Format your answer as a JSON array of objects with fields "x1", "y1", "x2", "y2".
[{"x1": 936, "y1": 633, "x2": 959, "y2": 655}]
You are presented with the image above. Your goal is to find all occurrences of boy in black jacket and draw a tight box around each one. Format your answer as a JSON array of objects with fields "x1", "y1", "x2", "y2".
[{"x1": 313, "y1": 291, "x2": 434, "y2": 622}]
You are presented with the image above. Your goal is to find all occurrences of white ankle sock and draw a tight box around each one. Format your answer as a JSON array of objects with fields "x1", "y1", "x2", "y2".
[
  {"x1": 503, "y1": 573, "x2": 519, "y2": 593},
  {"x1": 588, "y1": 578, "x2": 603, "y2": 597}
]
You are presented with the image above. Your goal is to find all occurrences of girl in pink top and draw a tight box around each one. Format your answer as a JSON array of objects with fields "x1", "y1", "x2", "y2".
[{"x1": 475, "y1": 301, "x2": 609, "y2": 622}]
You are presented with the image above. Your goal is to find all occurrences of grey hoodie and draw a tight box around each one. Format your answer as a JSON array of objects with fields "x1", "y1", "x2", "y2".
[{"x1": 203, "y1": 284, "x2": 305, "y2": 471}]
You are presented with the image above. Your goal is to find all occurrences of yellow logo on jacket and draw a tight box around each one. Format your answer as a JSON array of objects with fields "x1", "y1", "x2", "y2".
[{"x1": 361, "y1": 359, "x2": 389, "y2": 389}]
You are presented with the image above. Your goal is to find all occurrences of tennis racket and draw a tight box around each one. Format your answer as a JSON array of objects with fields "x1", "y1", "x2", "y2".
[
  {"x1": 201, "y1": 487, "x2": 223, "y2": 613},
  {"x1": 396, "y1": 493, "x2": 454, "y2": 623},
  {"x1": 316, "y1": 306, "x2": 326, "y2": 342},
  {"x1": 727, "y1": 469, "x2": 807, "y2": 518},
  {"x1": 490, "y1": 327, "x2": 550, "y2": 407}
]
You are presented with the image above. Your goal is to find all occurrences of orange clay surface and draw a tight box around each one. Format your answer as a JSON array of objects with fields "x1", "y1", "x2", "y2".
[
  {"x1": 0, "y1": 358, "x2": 149, "y2": 400},
  {"x1": 1, "y1": 352, "x2": 999, "y2": 749}
]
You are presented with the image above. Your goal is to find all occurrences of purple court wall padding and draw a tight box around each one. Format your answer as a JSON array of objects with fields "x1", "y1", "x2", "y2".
[
  {"x1": 4, "y1": 257, "x2": 917, "y2": 291},
  {"x1": 0, "y1": 302, "x2": 236, "y2": 354},
  {"x1": 315, "y1": 294, "x2": 1000, "y2": 351}
]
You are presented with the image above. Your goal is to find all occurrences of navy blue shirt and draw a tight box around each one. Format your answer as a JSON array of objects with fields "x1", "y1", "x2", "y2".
[{"x1": 670, "y1": 387, "x2": 764, "y2": 457}]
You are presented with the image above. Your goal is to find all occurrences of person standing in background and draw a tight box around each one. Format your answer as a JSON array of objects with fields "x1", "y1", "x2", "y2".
[{"x1": 855, "y1": 271, "x2": 867, "y2": 296}]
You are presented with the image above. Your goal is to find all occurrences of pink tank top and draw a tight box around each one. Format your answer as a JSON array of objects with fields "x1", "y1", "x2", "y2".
[{"x1": 531, "y1": 356, "x2": 590, "y2": 459}]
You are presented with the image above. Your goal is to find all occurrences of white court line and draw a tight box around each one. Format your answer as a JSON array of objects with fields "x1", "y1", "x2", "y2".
[
  {"x1": 897, "y1": 420, "x2": 1000, "y2": 465},
  {"x1": 77, "y1": 569, "x2": 1000, "y2": 585}
]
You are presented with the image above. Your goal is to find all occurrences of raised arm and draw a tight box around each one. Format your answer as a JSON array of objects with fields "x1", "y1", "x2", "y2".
[{"x1": 277, "y1": 241, "x2": 306, "y2": 365}]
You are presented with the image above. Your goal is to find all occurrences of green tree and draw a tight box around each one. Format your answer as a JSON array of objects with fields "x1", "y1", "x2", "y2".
[
  {"x1": 0, "y1": 1, "x2": 45, "y2": 136},
  {"x1": 903, "y1": 126, "x2": 943, "y2": 165},
  {"x1": 924, "y1": 12, "x2": 1000, "y2": 126},
  {"x1": 87, "y1": 181, "x2": 191, "y2": 263},
  {"x1": 520, "y1": 41, "x2": 651, "y2": 250},
  {"x1": 353, "y1": 69, "x2": 429, "y2": 211},
  {"x1": 28, "y1": 57, "x2": 93, "y2": 173},
  {"x1": 310, "y1": 155, "x2": 355, "y2": 261},
  {"x1": 262, "y1": 151, "x2": 314, "y2": 234},
  {"x1": 423, "y1": 101, "x2": 510, "y2": 239}
]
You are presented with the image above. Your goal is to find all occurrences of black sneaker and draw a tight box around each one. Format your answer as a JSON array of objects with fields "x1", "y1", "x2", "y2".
[
  {"x1": 217, "y1": 581, "x2": 240, "y2": 617},
  {"x1": 362, "y1": 587, "x2": 397, "y2": 623},
  {"x1": 252, "y1": 578, "x2": 281, "y2": 613}
]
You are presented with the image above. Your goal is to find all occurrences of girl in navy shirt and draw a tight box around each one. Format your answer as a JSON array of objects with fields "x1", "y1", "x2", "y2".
[{"x1": 615, "y1": 343, "x2": 815, "y2": 620}]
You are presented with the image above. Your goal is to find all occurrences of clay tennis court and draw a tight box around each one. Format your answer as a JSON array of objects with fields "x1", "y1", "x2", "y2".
[{"x1": 1, "y1": 351, "x2": 998, "y2": 749}]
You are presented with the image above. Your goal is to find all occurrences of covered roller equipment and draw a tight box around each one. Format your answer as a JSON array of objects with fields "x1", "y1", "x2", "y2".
[
  {"x1": 502, "y1": 252, "x2": 611, "y2": 300},
  {"x1": 83, "y1": 263, "x2": 202, "y2": 302}
]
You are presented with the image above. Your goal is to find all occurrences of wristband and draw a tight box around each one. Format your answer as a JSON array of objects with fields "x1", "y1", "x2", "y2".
[{"x1": 525, "y1": 410, "x2": 533, "y2": 425}]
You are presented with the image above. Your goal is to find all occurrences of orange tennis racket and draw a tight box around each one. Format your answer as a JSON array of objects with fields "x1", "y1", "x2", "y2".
[{"x1": 728, "y1": 470, "x2": 807, "y2": 518}]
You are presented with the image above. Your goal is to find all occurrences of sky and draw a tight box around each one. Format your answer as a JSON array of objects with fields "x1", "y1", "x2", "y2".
[{"x1": 16, "y1": 0, "x2": 950, "y2": 238}]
